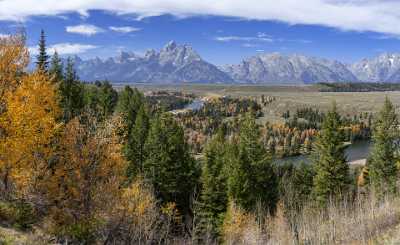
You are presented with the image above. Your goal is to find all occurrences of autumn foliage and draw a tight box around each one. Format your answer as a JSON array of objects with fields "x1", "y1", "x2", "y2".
[{"x1": 0, "y1": 33, "x2": 60, "y2": 197}]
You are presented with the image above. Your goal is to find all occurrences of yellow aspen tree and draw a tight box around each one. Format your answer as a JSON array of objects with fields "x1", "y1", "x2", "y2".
[
  {"x1": 0, "y1": 32, "x2": 29, "y2": 100},
  {"x1": 0, "y1": 70, "x2": 60, "y2": 195}
]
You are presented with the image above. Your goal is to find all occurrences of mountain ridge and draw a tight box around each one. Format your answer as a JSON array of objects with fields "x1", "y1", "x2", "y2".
[{"x1": 69, "y1": 41, "x2": 400, "y2": 84}]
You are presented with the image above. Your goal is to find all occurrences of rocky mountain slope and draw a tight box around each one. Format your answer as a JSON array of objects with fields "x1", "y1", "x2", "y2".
[
  {"x1": 73, "y1": 41, "x2": 233, "y2": 83},
  {"x1": 70, "y1": 41, "x2": 400, "y2": 84},
  {"x1": 350, "y1": 53, "x2": 400, "y2": 83},
  {"x1": 220, "y1": 53, "x2": 358, "y2": 84}
]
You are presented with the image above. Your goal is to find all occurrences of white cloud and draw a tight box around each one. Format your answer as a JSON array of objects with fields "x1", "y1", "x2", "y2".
[
  {"x1": 242, "y1": 43, "x2": 259, "y2": 48},
  {"x1": 29, "y1": 43, "x2": 98, "y2": 55},
  {"x1": 215, "y1": 32, "x2": 311, "y2": 44},
  {"x1": 0, "y1": 33, "x2": 10, "y2": 38},
  {"x1": 215, "y1": 35, "x2": 274, "y2": 42},
  {"x1": 109, "y1": 26, "x2": 141, "y2": 33},
  {"x1": 66, "y1": 24, "x2": 104, "y2": 36},
  {"x1": 1, "y1": 1, "x2": 400, "y2": 35}
]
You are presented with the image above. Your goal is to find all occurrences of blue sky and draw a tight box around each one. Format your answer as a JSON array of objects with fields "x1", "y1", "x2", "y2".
[{"x1": 1, "y1": 1, "x2": 400, "y2": 65}]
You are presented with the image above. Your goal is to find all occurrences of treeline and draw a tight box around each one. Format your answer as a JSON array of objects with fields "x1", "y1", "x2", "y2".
[
  {"x1": 1, "y1": 31, "x2": 400, "y2": 244},
  {"x1": 176, "y1": 96, "x2": 263, "y2": 153},
  {"x1": 280, "y1": 107, "x2": 372, "y2": 156},
  {"x1": 318, "y1": 82, "x2": 400, "y2": 92},
  {"x1": 145, "y1": 91, "x2": 195, "y2": 112}
]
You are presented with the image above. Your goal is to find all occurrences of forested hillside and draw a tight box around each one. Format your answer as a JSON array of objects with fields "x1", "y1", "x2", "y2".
[{"x1": 2, "y1": 31, "x2": 400, "y2": 244}]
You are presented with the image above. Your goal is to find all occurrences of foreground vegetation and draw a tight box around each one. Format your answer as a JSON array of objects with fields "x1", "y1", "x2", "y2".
[{"x1": 2, "y1": 31, "x2": 400, "y2": 244}]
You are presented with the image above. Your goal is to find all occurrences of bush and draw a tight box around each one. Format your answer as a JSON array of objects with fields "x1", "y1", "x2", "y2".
[{"x1": 0, "y1": 200, "x2": 37, "y2": 230}]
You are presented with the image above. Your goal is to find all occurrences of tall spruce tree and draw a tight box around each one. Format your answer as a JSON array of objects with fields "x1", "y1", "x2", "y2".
[
  {"x1": 227, "y1": 113, "x2": 278, "y2": 213},
  {"x1": 368, "y1": 97, "x2": 399, "y2": 195},
  {"x1": 36, "y1": 29, "x2": 49, "y2": 72},
  {"x1": 312, "y1": 102, "x2": 350, "y2": 206},
  {"x1": 97, "y1": 81, "x2": 118, "y2": 118},
  {"x1": 116, "y1": 86, "x2": 144, "y2": 130},
  {"x1": 49, "y1": 51, "x2": 63, "y2": 83},
  {"x1": 196, "y1": 126, "x2": 228, "y2": 240},
  {"x1": 125, "y1": 105, "x2": 150, "y2": 180},
  {"x1": 143, "y1": 113, "x2": 199, "y2": 215},
  {"x1": 59, "y1": 57, "x2": 84, "y2": 121}
]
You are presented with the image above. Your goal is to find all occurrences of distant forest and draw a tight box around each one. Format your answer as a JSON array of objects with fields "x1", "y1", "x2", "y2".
[{"x1": 318, "y1": 82, "x2": 400, "y2": 92}]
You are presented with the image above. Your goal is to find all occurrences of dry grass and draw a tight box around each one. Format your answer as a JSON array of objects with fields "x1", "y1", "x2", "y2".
[
  {"x1": 222, "y1": 194, "x2": 400, "y2": 245},
  {"x1": 121, "y1": 84, "x2": 400, "y2": 123}
]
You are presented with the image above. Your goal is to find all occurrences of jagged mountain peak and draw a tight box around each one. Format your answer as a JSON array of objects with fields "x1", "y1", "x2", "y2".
[
  {"x1": 73, "y1": 41, "x2": 230, "y2": 83},
  {"x1": 163, "y1": 40, "x2": 178, "y2": 51},
  {"x1": 221, "y1": 52, "x2": 358, "y2": 84},
  {"x1": 350, "y1": 52, "x2": 400, "y2": 82},
  {"x1": 70, "y1": 43, "x2": 400, "y2": 84}
]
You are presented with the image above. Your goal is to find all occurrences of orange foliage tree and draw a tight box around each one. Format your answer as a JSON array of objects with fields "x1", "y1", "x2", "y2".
[
  {"x1": 45, "y1": 116, "x2": 127, "y2": 241},
  {"x1": 0, "y1": 33, "x2": 60, "y2": 197},
  {"x1": 0, "y1": 31, "x2": 29, "y2": 100}
]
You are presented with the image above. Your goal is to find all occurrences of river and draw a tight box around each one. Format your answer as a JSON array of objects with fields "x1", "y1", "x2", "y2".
[
  {"x1": 183, "y1": 99, "x2": 205, "y2": 111},
  {"x1": 180, "y1": 100, "x2": 372, "y2": 166},
  {"x1": 275, "y1": 140, "x2": 372, "y2": 165}
]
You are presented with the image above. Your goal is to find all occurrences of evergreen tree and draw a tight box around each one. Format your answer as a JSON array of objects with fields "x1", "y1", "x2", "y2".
[
  {"x1": 36, "y1": 29, "x2": 49, "y2": 72},
  {"x1": 143, "y1": 113, "x2": 199, "y2": 215},
  {"x1": 368, "y1": 97, "x2": 399, "y2": 195},
  {"x1": 49, "y1": 51, "x2": 63, "y2": 83},
  {"x1": 116, "y1": 86, "x2": 144, "y2": 132},
  {"x1": 227, "y1": 113, "x2": 278, "y2": 213},
  {"x1": 125, "y1": 105, "x2": 150, "y2": 180},
  {"x1": 312, "y1": 102, "x2": 350, "y2": 206},
  {"x1": 59, "y1": 57, "x2": 84, "y2": 121},
  {"x1": 97, "y1": 81, "x2": 118, "y2": 118},
  {"x1": 196, "y1": 127, "x2": 228, "y2": 240}
]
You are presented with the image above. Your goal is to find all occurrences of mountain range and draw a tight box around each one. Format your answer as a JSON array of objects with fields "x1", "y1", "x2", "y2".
[{"x1": 70, "y1": 41, "x2": 400, "y2": 84}]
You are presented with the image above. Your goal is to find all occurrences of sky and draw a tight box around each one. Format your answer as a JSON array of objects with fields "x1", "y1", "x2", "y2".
[{"x1": 1, "y1": 0, "x2": 400, "y2": 65}]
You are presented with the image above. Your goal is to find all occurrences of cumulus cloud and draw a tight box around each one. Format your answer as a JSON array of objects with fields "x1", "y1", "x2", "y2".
[
  {"x1": 66, "y1": 24, "x2": 104, "y2": 36},
  {"x1": 29, "y1": 43, "x2": 98, "y2": 55},
  {"x1": 1, "y1": 1, "x2": 400, "y2": 35},
  {"x1": 109, "y1": 26, "x2": 141, "y2": 33}
]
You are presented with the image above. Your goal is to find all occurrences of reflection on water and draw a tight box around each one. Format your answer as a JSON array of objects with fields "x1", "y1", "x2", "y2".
[
  {"x1": 184, "y1": 99, "x2": 205, "y2": 111},
  {"x1": 276, "y1": 140, "x2": 372, "y2": 165}
]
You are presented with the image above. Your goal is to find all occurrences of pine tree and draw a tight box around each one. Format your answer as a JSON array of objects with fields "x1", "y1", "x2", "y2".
[
  {"x1": 116, "y1": 86, "x2": 144, "y2": 131},
  {"x1": 368, "y1": 97, "x2": 398, "y2": 195},
  {"x1": 227, "y1": 113, "x2": 278, "y2": 213},
  {"x1": 125, "y1": 105, "x2": 150, "y2": 180},
  {"x1": 196, "y1": 127, "x2": 228, "y2": 240},
  {"x1": 59, "y1": 57, "x2": 83, "y2": 121},
  {"x1": 49, "y1": 51, "x2": 63, "y2": 83},
  {"x1": 143, "y1": 113, "x2": 199, "y2": 215},
  {"x1": 98, "y1": 81, "x2": 118, "y2": 118},
  {"x1": 36, "y1": 29, "x2": 49, "y2": 72},
  {"x1": 312, "y1": 102, "x2": 350, "y2": 206}
]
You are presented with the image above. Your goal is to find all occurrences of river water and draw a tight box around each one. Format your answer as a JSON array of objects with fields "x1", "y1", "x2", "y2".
[
  {"x1": 183, "y1": 99, "x2": 205, "y2": 111},
  {"x1": 182, "y1": 99, "x2": 372, "y2": 166},
  {"x1": 275, "y1": 140, "x2": 372, "y2": 165}
]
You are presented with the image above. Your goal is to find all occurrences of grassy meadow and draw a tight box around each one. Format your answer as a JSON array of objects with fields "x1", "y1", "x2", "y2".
[{"x1": 117, "y1": 83, "x2": 400, "y2": 124}]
